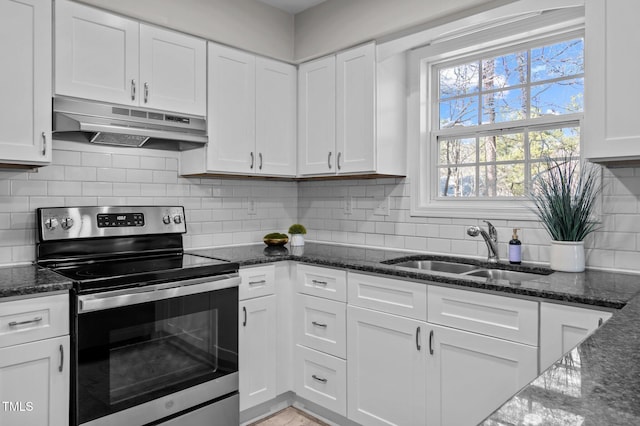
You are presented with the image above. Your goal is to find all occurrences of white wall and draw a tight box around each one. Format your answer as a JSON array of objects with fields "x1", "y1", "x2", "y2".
[
  {"x1": 293, "y1": 0, "x2": 514, "y2": 61},
  {"x1": 76, "y1": 0, "x2": 295, "y2": 61}
]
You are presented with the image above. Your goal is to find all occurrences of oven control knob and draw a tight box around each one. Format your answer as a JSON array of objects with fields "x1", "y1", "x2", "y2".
[
  {"x1": 163, "y1": 215, "x2": 172, "y2": 225},
  {"x1": 173, "y1": 215, "x2": 183, "y2": 224},
  {"x1": 60, "y1": 217, "x2": 74, "y2": 230},
  {"x1": 44, "y1": 217, "x2": 59, "y2": 231}
]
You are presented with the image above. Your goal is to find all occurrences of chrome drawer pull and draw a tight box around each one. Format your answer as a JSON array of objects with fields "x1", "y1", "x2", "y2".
[
  {"x1": 311, "y1": 280, "x2": 328, "y2": 286},
  {"x1": 312, "y1": 374, "x2": 327, "y2": 383},
  {"x1": 8, "y1": 317, "x2": 43, "y2": 327},
  {"x1": 416, "y1": 326, "x2": 421, "y2": 351},
  {"x1": 242, "y1": 306, "x2": 247, "y2": 327},
  {"x1": 248, "y1": 280, "x2": 267, "y2": 285},
  {"x1": 312, "y1": 321, "x2": 327, "y2": 328},
  {"x1": 59, "y1": 344, "x2": 64, "y2": 372},
  {"x1": 429, "y1": 330, "x2": 434, "y2": 355}
]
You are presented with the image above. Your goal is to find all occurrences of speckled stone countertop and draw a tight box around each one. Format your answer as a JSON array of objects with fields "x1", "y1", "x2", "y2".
[{"x1": 0, "y1": 264, "x2": 72, "y2": 298}]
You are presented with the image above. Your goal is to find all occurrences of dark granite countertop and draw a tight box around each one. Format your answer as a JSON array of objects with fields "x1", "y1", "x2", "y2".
[{"x1": 0, "y1": 264, "x2": 72, "y2": 298}]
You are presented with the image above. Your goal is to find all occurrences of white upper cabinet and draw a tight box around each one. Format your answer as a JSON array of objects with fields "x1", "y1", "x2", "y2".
[
  {"x1": 181, "y1": 42, "x2": 296, "y2": 177},
  {"x1": 583, "y1": 0, "x2": 640, "y2": 163},
  {"x1": 55, "y1": 0, "x2": 206, "y2": 116},
  {"x1": 298, "y1": 43, "x2": 406, "y2": 177},
  {"x1": 0, "y1": 0, "x2": 51, "y2": 166}
]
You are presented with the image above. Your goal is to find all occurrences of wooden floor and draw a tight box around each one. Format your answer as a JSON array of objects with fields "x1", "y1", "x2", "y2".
[{"x1": 248, "y1": 407, "x2": 329, "y2": 426}]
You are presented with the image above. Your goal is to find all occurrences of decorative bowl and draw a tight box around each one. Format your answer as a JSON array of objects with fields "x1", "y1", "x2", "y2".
[{"x1": 263, "y1": 233, "x2": 289, "y2": 246}]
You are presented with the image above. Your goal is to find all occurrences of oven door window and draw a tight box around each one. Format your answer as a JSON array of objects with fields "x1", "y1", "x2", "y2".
[{"x1": 76, "y1": 287, "x2": 238, "y2": 424}]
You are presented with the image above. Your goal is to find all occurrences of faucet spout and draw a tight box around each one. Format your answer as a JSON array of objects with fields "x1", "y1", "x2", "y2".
[{"x1": 467, "y1": 221, "x2": 499, "y2": 263}]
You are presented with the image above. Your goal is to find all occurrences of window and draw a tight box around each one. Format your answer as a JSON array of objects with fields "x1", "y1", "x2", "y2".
[{"x1": 435, "y1": 37, "x2": 583, "y2": 199}]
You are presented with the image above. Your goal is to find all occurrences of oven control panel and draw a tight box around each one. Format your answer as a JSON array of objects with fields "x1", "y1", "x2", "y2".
[{"x1": 37, "y1": 206, "x2": 186, "y2": 241}]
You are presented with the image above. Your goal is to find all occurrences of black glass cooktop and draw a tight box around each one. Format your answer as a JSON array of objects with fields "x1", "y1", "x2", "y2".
[{"x1": 47, "y1": 253, "x2": 238, "y2": 294}]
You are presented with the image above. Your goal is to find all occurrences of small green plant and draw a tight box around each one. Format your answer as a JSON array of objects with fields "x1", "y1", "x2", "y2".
[
  {"x1": 529, "y1": 157, "x2": 601, "y2": 241},
  {"x1": 288, "y1": 224, "x2": 307, "y2": 235},
  {"x1": 263, "y1": 232, "x2": 288, "y2": 240}
]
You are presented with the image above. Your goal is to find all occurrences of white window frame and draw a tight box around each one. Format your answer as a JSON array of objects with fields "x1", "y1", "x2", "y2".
[{"x1": 408, "y1": 6, "x2": 585, "y2": 220}]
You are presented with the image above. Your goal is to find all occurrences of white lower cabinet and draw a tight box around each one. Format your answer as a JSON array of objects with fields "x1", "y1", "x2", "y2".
[
  {"x1": 539, "y1": 302, "x2": 612, "y2": 371},
  {"x1": 425, "y1": 324, "x2": 538, "y2": 426},
  {"x1": 347, "y1": 305, "x2": 427, "y2": 426}
]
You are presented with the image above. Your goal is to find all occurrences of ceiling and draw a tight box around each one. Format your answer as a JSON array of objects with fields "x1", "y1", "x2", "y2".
[{"x1": 256, "y1": 0, "x2": 328, "y2": 14}]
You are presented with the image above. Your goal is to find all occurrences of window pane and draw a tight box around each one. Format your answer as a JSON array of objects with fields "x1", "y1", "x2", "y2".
[
  {"x1": 439, "y1": 166, "x2": 476, "y2": 197},
  {"x1": 481, "y1": 51, "x2": 527, "y2": 90},
  {"x1": 479, "y1": 133, "x2": 525, "y2": 163},
  {"x1": 482, "y1": 88, "x2": 525, "y2": 123},
  {"x1": 531, "y1": 38, "x2": 584, "y2": 82},
  {"x1": 439, "y1": 62, "x2": 479, "y2": 99},
  {"x1": 438, "y1": 138, "x2": 477, "y2": 165},
  {"x1": 479, "y1": 163, "x2": 525, "y2": 197},
  {"x1": 531, "y1": 78, "x2": 583, "y2": 117},
  {"x1": 440, "y1": 96, "x2": 479, "y2": 128},
  {"x1": 529, "y1": 127, "x2": 580, "y2": 159}
]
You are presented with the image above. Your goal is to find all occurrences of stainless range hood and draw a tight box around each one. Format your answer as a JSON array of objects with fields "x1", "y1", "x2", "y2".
[{"x1": 52, "y1": 97, "x2": 207, "y2": 151}]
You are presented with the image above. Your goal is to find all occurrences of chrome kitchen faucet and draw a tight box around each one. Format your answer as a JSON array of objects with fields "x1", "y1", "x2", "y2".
[{"x1": 467, "y1": 220, "x2": 499, "y2": 263}]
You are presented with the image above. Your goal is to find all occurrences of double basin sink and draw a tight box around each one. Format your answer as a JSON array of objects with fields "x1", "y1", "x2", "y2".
[{"x1": 382, "y1": 257, "x2": 553, "y2": 283}]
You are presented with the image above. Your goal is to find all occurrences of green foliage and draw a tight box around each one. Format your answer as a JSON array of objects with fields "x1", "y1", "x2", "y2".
[
  {"x1": 529, "y1": 157, "x2": 601, "y2": 241},
  {"x1": 264, "y1": 232, "x2": 288, "y2": 240},
  {"x1": 288, "y1": 224, "x2": 307, "y2": 235}
]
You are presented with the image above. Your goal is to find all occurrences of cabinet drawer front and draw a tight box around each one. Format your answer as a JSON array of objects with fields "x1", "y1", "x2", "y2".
[
  {"x1": 347, "y1": 272, "x2": 427, "y2": 321},
  {"x1": 239, "y1": 264, "x2": 275, "y2": 300},
  {"x1": 0, "y1": 293, "x2": 69, "y2": 348},
  {"x1": 294, "y1": 344, "x2": 346, "y2": 416},
  {"x1": 296, "y1": 264, "x2": 347, "y2": 302},
  {"x1": 428, "y1": 286, "x2": 538, "y2": 345},
  {"x1": 295, "y1": 294, "x2": 346, "y2": 358}
]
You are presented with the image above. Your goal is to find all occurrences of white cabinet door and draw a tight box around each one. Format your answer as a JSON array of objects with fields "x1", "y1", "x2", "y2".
[
  {"x1": 426, "y1": 324, "x2": 537, "y2": 426},
  {"x1": 256, "y1": 57, "x2": 297, "y2": 176},
  {"x1": 347, "y1": 305, "x2": 426, "y2": 426},
  {"x1": 55, "y1": 0, "x2": 139, "y2": 106},
  {"x1": 298, "y1": 56, "x2": 336, "y2": 175},
  {"x1": 139, "y1": 25, "x2": 206, "y2": 116},
  {"x1": 584, "y1": 0, "x2": 640, "y2": 162},
  {"x1": 539, "y1": 302, "x2": 612, "y2": 371},
  {"x1": 0, "y1": 0, "x2": 51, "y2": 166},
  {"x1": 0, "y1": 336, "x2": 69, "y2": 426},
  {"x1": 208, "y1": 43, "x2": 256, "y2": 174},
  {"x1": 239, "y1": 295, "x2": 276, "y2": 411},
  {"x1": 336, "y1": 43, "x2": 375, "y2": 174}
]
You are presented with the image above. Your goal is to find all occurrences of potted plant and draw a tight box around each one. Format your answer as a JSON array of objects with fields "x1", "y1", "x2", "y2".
[
  {"x1": 288, "y1": 224, "x2": 307, "y2": 247},
  {"x1": 529, "y1": 156, "x2": 601, "y2": 272}
]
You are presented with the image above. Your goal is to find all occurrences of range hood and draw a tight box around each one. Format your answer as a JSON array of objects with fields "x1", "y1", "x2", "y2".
[{"x1": 52, "y1": 97, "x2": 207, "y2": 151}]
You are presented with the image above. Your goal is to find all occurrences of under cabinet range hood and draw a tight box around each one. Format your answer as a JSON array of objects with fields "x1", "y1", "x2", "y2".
[{"x1": 52, "y1": 97, "x2": 207, "y2": 151}]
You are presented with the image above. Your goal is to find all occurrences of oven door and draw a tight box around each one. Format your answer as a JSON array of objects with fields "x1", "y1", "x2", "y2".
[{"x1": 74, "y1": 275, "x2": 240, "y2": 426}]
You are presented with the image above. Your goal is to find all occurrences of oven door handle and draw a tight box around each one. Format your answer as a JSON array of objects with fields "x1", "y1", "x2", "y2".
[{"x1": 78, "y1": 274, "x2": 240, "y2": 313}]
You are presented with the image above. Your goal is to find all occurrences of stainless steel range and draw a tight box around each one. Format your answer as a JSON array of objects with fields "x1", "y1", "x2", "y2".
[{"x1": 36, "y1": 206, "x2": 240, "y2": 426}]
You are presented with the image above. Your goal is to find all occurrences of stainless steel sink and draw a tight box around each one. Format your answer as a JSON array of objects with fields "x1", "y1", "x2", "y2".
[
  {"x1": 463, "y1": 269, "x2": 544, "y2": 282},
  {"x1": 392, "y1": 260, "x2": 479, "y2": 274}
]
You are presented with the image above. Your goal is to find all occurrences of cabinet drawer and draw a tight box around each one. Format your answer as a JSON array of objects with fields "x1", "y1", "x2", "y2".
[
  {"x1": 294, "y1": 344, "x2": 346, "y2": 416},
  {"x1": 347, "y1": 272, "x2": 427, "y2": 321},
  {"x1": 296, "y1": 264, "x2": 346, "y2": 302},
  {"x1": 239, "y1": 264, "x2": 275, "y2": 300},
  {"x1": 428, "y1": 286, "x2": 538, "y2": 346},
  {"x1": 295, "y1": 294, "x2": 346, "y2": 358},
  {"x1": 0, "y1": 293, "x2": 69, "y2": 348}
]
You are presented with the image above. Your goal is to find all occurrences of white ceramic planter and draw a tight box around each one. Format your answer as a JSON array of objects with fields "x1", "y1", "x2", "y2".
[
  {"x1": 549, "y1": 240, "x2": 585, "y2": 272},
  {"x1": 290, "y1": 234, "x2": 305, "y2": 246}
]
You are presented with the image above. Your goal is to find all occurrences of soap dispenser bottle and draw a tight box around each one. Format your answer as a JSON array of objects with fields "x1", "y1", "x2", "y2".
[{"x1": 509, "y1": 228, "x2": 522, "y2": 264}]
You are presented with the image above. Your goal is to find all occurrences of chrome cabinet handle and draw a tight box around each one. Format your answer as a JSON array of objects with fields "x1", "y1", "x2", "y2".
[
  {"x1": 9, "y1": 316, "x2": 43, "y2": 327},
  {"x1": 312, "y1": 374, "x2": 327, "y2": 383},
  {"x1": 248, "y1": 280, "x2": 266, "y2": 285},
  {"x1": 429, "y1": 330, "x2": 434, "y2": 355},
  {"x1": 312, "y1": 321, "x2": 327, "y2": 328},
  {"x1": 250, "y1": 152, "x2": 254, "y2": 169},
  {"x1": 131, "y1": 79, "x2": 136, "y2": 101},
  {"x1": 41, "y1": 132, "x2": 46, "y2": 156},
  {"x1": 242, "y1": 306, "x2": 247, "y2": 327},
  {"x1": 328, "y1": 152, "x2": 332, "y2": 169},
  {"x1": 59, "y1": 344, "x2": 64, "y2": 372},
  {"x1": 259, "y1": 153, "x2": 263, "y2": 170},
  {"x1": 416, "y1": 326, "x2": 421, "y2": 351},
  {"x1": 144, "y1": 82, "x2": 149, "y2": 103},
  {"x1": 311, "y1": 279, "x2": 328, "y2": 286},
  {"x1": 598, "y1": 317, "x2": 604, "y2": 327},
  {"x1": 337, "y1": 152, "x2": 342, "y2": 170}
]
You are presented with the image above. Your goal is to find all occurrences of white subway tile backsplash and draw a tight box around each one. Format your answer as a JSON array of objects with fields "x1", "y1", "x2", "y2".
[
  {"x1": 11, "y1": 180, "x2": 47, "y2": 196},
  {"x1": 53, "y1": 150, "x2": 81, "y2": 166},
  {"x1": 82, "y1": 182, "x2": 113, "y2": 197},
  {"x1": 139, "y1": 183, "x2": 167, "y2": 197},
  {"x1": 82, "y1": 152, "x2": 112, "y2": 168},
  {"x1": 65, "y1": 166, "x2": 97, "y2": 182},
  {"x1": 97, "y1": 168, "x2": 127, "y2": 183},
  {"x1": 112, "y1": 154, "x2": 141, "y2": 169},
  {"x1": 140, "y1": 157, "x2": 166, "y2": 170},
  {"x1": 48, "y1": 181, "x2": 82, "y2": 197},
  {"x1": 126, "y1": 169, "x2": 153, "y2": 183},
  {"x1": 152, "y1": 170, "x2": 177, "y2": 184},
  {"x1": 30, "y1": 165, "x2": 65, "y2": 181}
]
